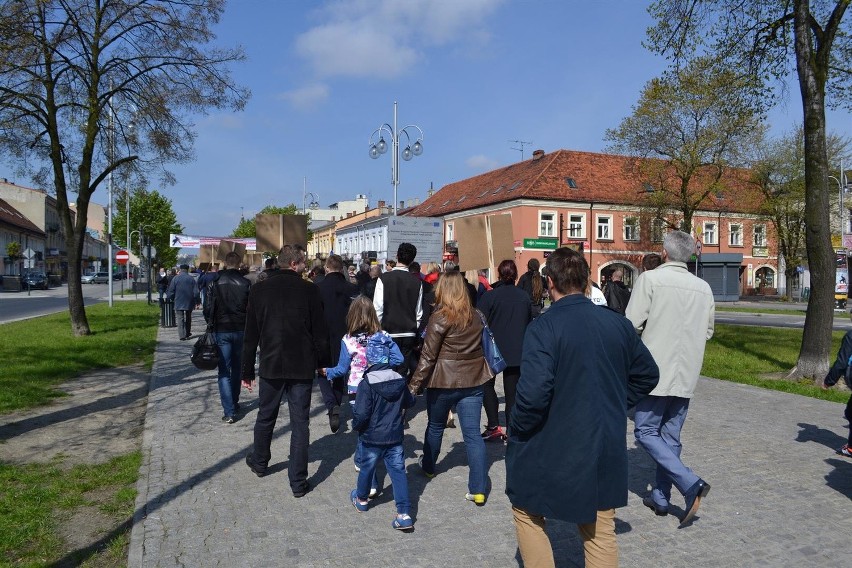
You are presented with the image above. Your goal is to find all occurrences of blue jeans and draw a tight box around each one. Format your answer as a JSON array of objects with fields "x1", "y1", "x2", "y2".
[
  {"x1": 634, "y1": 395, "x2": 699, "y2": 506},
  {"x1": 422, "y1": 386, "x2": 487, "y2": 495},
  {"x1": 356, "y1": 442, "x2": 409, "y2": 515},
  {"x1": 215, "y1": 331, "x2": 244, "y2": 417},
  {"x1": 354, "y1": 438, "x2": 378, "y2": 491}
]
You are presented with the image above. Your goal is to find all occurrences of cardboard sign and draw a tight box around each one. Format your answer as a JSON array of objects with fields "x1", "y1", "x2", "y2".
[
  {"x1": 256, "y1": 214, "x2": 308, "y2": 253},
  {"x1": 455, "y1": 213, "x2": 516, "y2": 274},
  {"x1": 216, "y1": 240, "x2": 247, "y2": 262}
]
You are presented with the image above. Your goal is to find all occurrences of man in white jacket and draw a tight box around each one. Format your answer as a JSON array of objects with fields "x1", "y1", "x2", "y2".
[{"x1": 626, "y1": 230, "x2": 715, "y2": 528}]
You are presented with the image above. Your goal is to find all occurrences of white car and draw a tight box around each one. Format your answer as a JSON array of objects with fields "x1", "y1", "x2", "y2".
[{"x1": 81, "y1": 273, "x2": 96, "y2": 284}]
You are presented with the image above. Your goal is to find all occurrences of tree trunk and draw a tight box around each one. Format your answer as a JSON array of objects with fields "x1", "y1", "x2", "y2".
[
  {"x1": 66, "y1": 236, "x2": 91, "y2": 336},
  {"x1": 793, "y1": 0, "x2": 833, "y2": 380}
]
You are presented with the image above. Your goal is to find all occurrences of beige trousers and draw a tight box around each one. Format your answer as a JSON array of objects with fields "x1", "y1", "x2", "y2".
[{"x1": 512, "y1": 506, "x2": 618, "y2": 568}]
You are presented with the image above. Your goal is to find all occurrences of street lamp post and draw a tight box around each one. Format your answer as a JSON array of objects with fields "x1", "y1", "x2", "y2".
[
  {"x1": 830, "y1": 163, "x2": 848, "y2": 245},
  {"x1": 368, "y1": 102, "x2": 423, "y2": 216}
]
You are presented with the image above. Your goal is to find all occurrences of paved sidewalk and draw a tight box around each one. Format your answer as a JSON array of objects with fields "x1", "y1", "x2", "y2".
[{"x1": 129, "y1": 312, "x2": 852, "y2": 567}]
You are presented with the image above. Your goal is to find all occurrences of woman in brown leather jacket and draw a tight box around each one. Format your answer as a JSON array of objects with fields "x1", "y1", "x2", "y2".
[{"x1": 409, "y1": 271, "x2": 493, "y2": 505}]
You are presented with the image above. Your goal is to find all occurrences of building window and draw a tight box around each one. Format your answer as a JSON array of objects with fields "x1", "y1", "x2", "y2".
[
  {"x1": 703, "y1": 221, "x2": 718, "y2": 245},
  {"x1": 596, "y1": 215, "x2": 612, "y2": 241},
  {"x1": 624, "y1": 216, "x2": 639, "y2": 242},
  {"x1": 446, "y1": 222, "x2": 454, "y2": 242},
  {"x1": 539, "y1": 211, "x2": 556, "y2": 237},
  {"x1": 754, "y1": 224, "x2": 766, "y2": 247},
  {"x1": 729, "y1": 223, "x2": 742, "y2": 246},
  {"x1": 651, "y1": 219, "x2": 665, "y2": 243},
  {"x1": 568, "y1": 214, "x2": 585, "y2": 238}
]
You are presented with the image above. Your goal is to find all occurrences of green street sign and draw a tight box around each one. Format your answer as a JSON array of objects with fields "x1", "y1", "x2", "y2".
[{"x1": 523, "y1": 238, "x2": 558, "y2": 249}]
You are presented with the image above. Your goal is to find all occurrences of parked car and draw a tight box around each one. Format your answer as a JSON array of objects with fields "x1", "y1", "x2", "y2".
[
  {"x1": 91, "y1": 272, "x2": 110, "y2": 284},
  {"x1": 81, "y1": 273, "x2": 96, "y2": 284},
  {"x1": 22, "y1": 272, "x2": 48, "y2": 290}
]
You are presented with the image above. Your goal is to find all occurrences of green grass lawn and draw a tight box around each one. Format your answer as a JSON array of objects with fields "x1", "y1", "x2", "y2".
[
  {"x1": 0, "y1": 302, "x2": 159, "y2": 413},
  {"x1": 0, "y1": 302, "x2": 158, "y2": 567},
  {"x1": 702, "y1": 324, "x2": 849, "y2": 403},
  {"x1": 0, "y1": 453, "x2": 141, "y2": 567}
]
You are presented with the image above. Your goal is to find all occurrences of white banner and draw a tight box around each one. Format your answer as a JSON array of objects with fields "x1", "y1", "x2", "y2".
[{"x1": 169, "y1": 234, "x2": 256, "y2": 251}]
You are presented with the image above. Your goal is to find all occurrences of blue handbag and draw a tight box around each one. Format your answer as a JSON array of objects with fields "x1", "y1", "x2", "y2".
[{"x1": 477, "y1": 310, "x2": 507, "y2": 375}]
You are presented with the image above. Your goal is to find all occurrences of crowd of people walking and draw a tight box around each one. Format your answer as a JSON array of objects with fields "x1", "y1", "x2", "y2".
[{"x1": 173, "y1": 228, "x2": 852, "y2": 567}]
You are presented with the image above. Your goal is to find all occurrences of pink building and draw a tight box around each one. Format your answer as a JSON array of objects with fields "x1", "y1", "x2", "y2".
[{"x1": 404, "y1": 149, "x2": 778, "y2": 298}]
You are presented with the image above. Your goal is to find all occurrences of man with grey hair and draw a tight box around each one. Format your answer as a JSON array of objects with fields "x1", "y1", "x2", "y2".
[{"x1": 625, "y1": 230, "x2": 715, "y2": 527}]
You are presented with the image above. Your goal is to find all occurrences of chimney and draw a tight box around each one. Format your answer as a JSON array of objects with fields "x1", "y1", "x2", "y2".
[
  {"x1": 532, "y1": 149, "x2": 545, "y2": 160},
  {"x1": 346, "y1": 212, "x2": 352, "y2": 218},
  {"x1": 399, "y1": 200, "x2": 405, "y2": 211},
  {"x1": 427, "y1": 182, "x2": 434, "y2": 197},
  {"x1": 378, "y1": 200, "x2": 386, "y2": 208}
]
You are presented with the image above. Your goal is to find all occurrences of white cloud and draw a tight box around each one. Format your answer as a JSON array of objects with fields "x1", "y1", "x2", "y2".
[
  {"x1": 466, "y1": 154, "x2": 499, "y2": 171},
  {"x1": 278, "y1": 83, "x2": 330, "y2": 110},
  {"x1": 296, "y1": 0, "x2": 505, "y2": 79}
]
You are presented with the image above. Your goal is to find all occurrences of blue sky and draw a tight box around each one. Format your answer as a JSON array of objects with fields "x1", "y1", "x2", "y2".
[{"x1": 100, "y1": 0, "x2": 852, "y2": 236}]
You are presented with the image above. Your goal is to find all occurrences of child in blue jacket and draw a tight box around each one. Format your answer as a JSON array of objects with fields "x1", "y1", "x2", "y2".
[
  {"x1": 824, "y1": 330, "x2": 852, "y2": 457},
  {"x1": 350, "y1": 332, "x2": 416, "y2": 531}
]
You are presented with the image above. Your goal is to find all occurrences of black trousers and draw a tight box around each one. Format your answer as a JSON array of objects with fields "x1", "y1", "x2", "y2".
[
  {"x1": 483, "y1": 366, "x2": 520, "y2": 432},
  {"x1": 391, "y1": 336, "x2": 418, "y2": 379},
  {"x1": 176, "y1": 309, "x2": 192, "y2": 339},
  {"x1": 251, "y1": 377, "x2": 313, "y2": 493},
  {"x1": 845, "y1": 394, "x2": 852, "y2": 445},
  {"x1": 317, "y1": 375, "x2": 345, "y2": 411}
]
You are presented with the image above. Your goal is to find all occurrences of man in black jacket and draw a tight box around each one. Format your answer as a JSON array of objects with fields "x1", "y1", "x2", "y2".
[
  {"x1": 204, "y1": 252, "x2": 251, "y2": 424},
  {"x1": 373, "y1": 243, "x2": 423, "y2": 377},
  {"x1": 316, "y1": 254, "x2": 359, "y2": 433},
  {"x1": 241, "y1": 244, "x2": 331, "y2": 497},
  {"x1": 603, "y1": 269, "x2": 631, "y2": 315}
]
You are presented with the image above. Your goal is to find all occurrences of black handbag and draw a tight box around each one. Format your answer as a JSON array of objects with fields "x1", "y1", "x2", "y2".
[{"x1": 191, "y1": 331, "x2": 219, "y2": 370}]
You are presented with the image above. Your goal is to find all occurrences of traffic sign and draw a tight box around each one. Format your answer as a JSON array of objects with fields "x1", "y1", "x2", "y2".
[
  {"x1": 23, "y1": 247, "x2": 35, "y2": 259},
  {"x1": 115, "y1": 250, "x2": 130, "y2": 265}
]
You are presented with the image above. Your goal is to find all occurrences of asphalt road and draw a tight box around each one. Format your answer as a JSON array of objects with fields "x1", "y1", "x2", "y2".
[
  {"x1": 0, "y1": 282, "x2": 117, "y2": 324},
  {"x1": 716, "y1": 309, "x2": 852, "y2": 331}
]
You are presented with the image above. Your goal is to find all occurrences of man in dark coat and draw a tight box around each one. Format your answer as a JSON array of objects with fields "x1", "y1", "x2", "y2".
[
  {"x1": 203, "y1": 252, "x2": 251, "y2": 424},
  {"x1": 166, "y1": 264, "x2": 200, "y2": 340},
  {"x1": 316, "y1": 254, "x2": 359, "y2": 433},
  {"x1": 241, "y1": 244, "x2": 330, "y2": 498},
  {"x1": 506, "y1": 247, "x2": 659, "y2": 568},
  {"x1": 603, "y1": 268, "x2": 631, "y2": 315},
  {"x1": 373, "y1": 243, "x2": 422, "y2": 376}
]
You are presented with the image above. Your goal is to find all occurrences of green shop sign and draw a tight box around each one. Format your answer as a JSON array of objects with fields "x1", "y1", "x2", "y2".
[{"x1": 523, "y1": 238, "x2": 558, "y2": 249}]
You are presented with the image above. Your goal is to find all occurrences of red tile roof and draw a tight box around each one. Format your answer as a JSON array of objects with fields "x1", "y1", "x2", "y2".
[
  {"x1": 404, "y1": 149, "x2": 764, "y2": 217},
  {"x1": 0, "y1": 198, "x2": 45, "y2": 235}
]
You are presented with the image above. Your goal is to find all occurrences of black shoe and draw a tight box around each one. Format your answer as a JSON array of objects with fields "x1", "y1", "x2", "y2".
[
  {"x1": 642, "y1": 496, "x2": 668, "y2": 517},
  {"x1": 329, "y1": 405, "x2": 340, "y2": 434},
  {"x1": 680, "y1": 479, "x2": 710, "y2": 527},
  {"x1": 185, "y1": 334, "x2": 194, "y2": 340},
  {"x1": 245, "y1": 454, "x2": 267, "y2": 478},
  {"x1": 292, "y1": 481, "x2": 311, "y2": 498},
  {"x1": 222, "y1": 415, "x2": 235, "y2": 424}
]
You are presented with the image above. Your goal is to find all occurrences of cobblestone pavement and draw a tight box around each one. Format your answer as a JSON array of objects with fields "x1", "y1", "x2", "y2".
[{"x1": 129, "y1": 312, "x2": 852, "y2": 568}]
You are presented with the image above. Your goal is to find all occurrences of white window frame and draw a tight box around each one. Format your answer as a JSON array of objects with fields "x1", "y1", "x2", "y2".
[
  {"x1": 446, "y1": 222, "x2": 454, "y2": 242},
  {"x1": 539, "y1": 211, "x2": 556, "y2": 237},
  {"x1": 753, "y1": 224, "x2": 766, "y2": 247},
  {"x1": 596, "y1": 215, "x2": 613, "y2": 241},
  {"x1": 651, "y1": 219, "x2": 665, "y2": 243},
  {"x1": 703, "y1": 221, "x2": 718, "y2": 245},
  {"x1": 729, "y1": 223, "x2": 742, "y2": 246},
  {"x1": 623, "y1": 216, "x2": 639, "y2": 242},
  {"x1": 568, "y1": 213, "x2": 585, "y2": 239}
]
